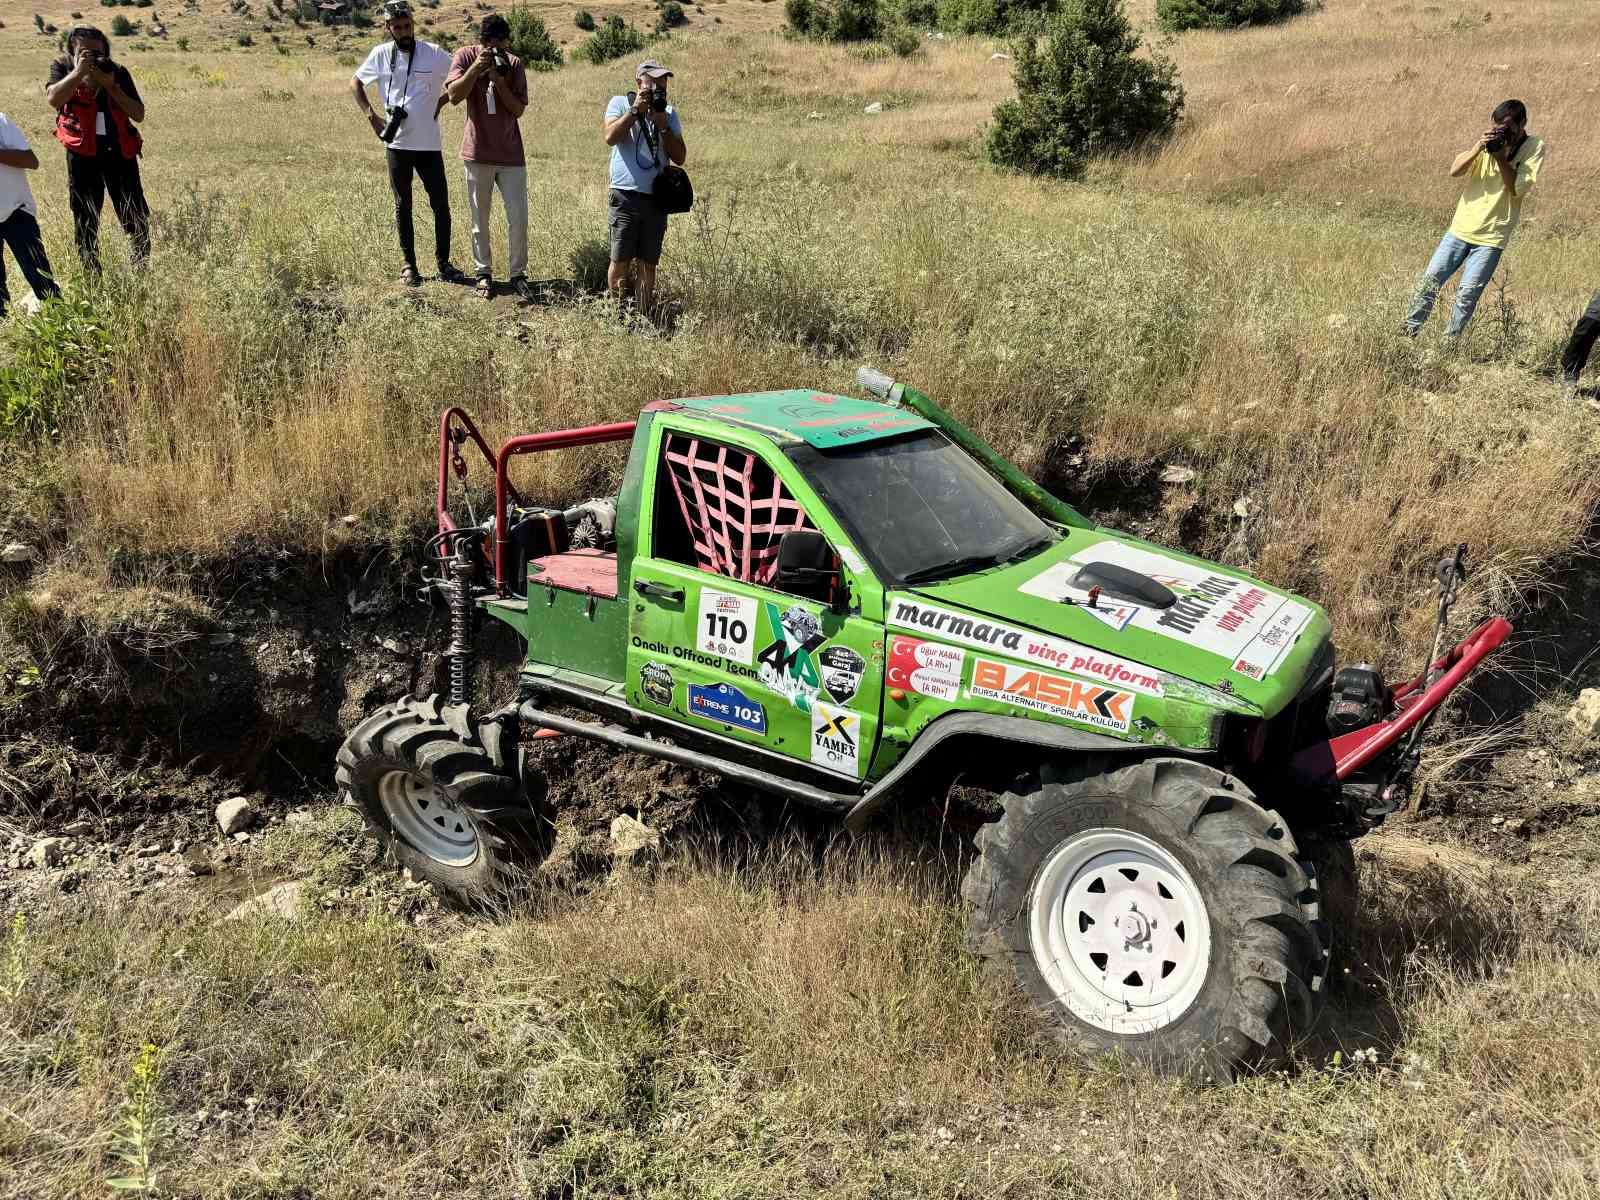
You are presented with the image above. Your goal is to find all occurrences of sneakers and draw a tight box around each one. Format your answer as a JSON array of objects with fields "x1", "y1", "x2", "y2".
[
  {"x1": 437, "y1": 261, "x2": 468, "y2": 284},
  {"x1": 400, "y1": 264, "x2": 422, "y2": 287},
  {"x1": 510, "y1": 275, "x2": 536, "y2": 303}
]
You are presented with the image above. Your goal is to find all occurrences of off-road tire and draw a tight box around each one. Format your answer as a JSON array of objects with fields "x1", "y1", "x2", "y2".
[
  {"x1": 336, "y1": 694, "x2": 552, "y2": 908},
  {"x1": 962, "y1": 757, "x2": 1328, "y2": 1081}
]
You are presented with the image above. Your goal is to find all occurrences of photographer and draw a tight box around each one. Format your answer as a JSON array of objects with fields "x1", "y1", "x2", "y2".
[
  {"x1": 1402, "y1": 100, "x2": 1544, "y2": 338},
  {"x1": 445, "y1": 14, "x2": 531, "y2": 302},
  {"x1": 44, "y1": 25, "x2": 150, "y2": 273},
  {"x1": 0, "y1": 111, "x2": 62, "y2": 317},
  {"x1": 351, "y1": 0, "x2": 464, "y2": 287},
  {"x1": 601, "y1": 60, "x2": 686, "y2": 324}
]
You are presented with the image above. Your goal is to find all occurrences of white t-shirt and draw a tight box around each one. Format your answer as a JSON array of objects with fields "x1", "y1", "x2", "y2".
[
  {"x1": 0, "y1": 113, "x2": 37, "y2": 220},
  {"x1": 354, "y1": 40, "x2": 450, "y2": 154}
]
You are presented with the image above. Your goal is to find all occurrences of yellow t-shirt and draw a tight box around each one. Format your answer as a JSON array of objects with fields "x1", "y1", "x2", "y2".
[{"x1": 1449, "y1": 136, "x2": 1545, "y2": 248}]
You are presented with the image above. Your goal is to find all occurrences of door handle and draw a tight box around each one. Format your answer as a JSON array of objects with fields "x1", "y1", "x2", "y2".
[{"x1": 633, "y1": 579, "x2": 685, "y2": 603}]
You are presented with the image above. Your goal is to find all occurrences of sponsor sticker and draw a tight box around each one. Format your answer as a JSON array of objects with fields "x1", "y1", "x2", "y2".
[
  {"x1": 639, "y1": 661, "x2": 674, "y2": 707},
  {"x1": 758, "y1": 602, "x2": 828, "y2": 711},
  {"x1": 968, "y1": 658, "x2": 1133, "y2": 733},
  {"x1": 697, "y1": 588, "x2": 758, "y2": 666},
  {"x1": 688, "y1": 682, "x2": 767, "y2": 734},
  {"x1": 887, "y1": 597, "x2": 1164, "y2": 697},
  {"x1": 1020, "y1": 542, "x2": 1314, "y2": 680},
  {"x1": 810, "y1": 702, "x2": 860, "y2": 776},
  {"x1": 886, "y1": 636, "x2": 966, "y2": 701},
  {"x1": 818, "y1": 645, "x2": 866, "y2": 704}
]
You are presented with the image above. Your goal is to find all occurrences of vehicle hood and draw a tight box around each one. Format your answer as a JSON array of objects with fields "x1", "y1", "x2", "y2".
[{"x1": 898, "y1": 529, "x2": 1333, "y2": 717}]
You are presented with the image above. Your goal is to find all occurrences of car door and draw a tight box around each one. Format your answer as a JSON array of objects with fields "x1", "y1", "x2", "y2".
[{"x1": 626, "y1": 422, "x2": 883, "y2": 785}]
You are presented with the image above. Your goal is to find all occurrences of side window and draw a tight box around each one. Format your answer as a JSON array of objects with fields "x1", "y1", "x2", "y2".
[{"x1": 652, "y1": 432, "x2": 818, "y2": 587}]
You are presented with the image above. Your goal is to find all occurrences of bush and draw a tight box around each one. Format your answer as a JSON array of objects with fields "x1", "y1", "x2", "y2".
[
  {"x1": 987, "y1": 0, "x2": 1183, "y2": 180},
  {"x1": 786, "y1": 0, "x2": 880, "y2": 40},
  {"x1": 109, "y1": 13, "x2": 135, "y2": 33},
  {"x1": 575, "y1": 14, "x2": 646, "y2": 64},
  {"x1": 1156, "y1": 0, "x2": 1305, "y2": 31},
  {"x1": 884, "y1": 20, "x2": 919, "y2": 53},
  {"x1": 505, "y1": 7, "x2": 562, "y2": 70},
  {"x1": 574, "y1": 8, "x2": 594, "y2": 29},
  {"x1": 657, "y1": 0, "x2": 686, "y2": 29}
]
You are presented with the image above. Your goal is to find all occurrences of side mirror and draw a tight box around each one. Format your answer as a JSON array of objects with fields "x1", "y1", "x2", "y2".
[{"x1": 777, "y1": 529, "x2": 847, "y2": 614}]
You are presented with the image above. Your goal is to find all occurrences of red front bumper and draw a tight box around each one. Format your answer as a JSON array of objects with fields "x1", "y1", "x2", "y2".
[{"x1": 1290, "y1": 617, "x2": 1513, "y2": 785}]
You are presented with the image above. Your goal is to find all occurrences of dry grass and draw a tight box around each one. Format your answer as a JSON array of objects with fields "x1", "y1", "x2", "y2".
[{"x1": 2, "y1": 814, "x2": 1598, "y2": 1198}]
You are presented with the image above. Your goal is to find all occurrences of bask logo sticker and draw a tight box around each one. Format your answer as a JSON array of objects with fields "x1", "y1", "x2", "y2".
[
  {"x1": 968, "y1": 658, "x2": 1133, "y2": 733},
  {"x1": 810, "y1": 702, "x2": 860, "y2": 777}
]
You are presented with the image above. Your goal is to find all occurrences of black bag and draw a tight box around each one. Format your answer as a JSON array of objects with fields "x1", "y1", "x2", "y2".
[{"x1": 654, "y1": 163, "x2": 694, "y2": 215}]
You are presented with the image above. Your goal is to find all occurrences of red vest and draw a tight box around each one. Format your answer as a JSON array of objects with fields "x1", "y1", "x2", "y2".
[{"x1": 55, "y1": 85, "x2": 142, "y2": 160}]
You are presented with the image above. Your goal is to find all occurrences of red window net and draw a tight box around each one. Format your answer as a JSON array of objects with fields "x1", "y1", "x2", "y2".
[{"x1": 662, "y1": 434, "x2": 814, "y2": 585}]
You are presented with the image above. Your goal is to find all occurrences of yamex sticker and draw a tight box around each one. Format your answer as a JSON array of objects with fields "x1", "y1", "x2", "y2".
[
  {"x1": 968, "y1": 658, "x2": 1133, "y2": 733},
  {"x1": 1020, "y1": 542, "x2": 1314, "y2": 680},
  {"x1": 810, "y1": 702, "x2": 860, "y2": 777},
  {"x1": 697, "y1": 589, "x2": 757, "y2": 666},
  {"x1": 887, "y1": 598, "x2": 1163, "y2": 697},
  {"x1": 886, "y1": 637, "x2": 965, "y2": 700},
  {"x1": 818, "y1": 645, "x2": 866, "y2": 704}
]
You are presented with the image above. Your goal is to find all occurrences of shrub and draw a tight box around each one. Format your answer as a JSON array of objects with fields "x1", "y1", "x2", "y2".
[
  {"x1": 352, "y1": 9, "x2": 373, "y2": 25},
  {"x1": 109, "y1": 13, "x2": 135, "y2": 33},
  {"x1": 33, "y1": 13, "x2": 45, "y2": 30},
  {"x1": 1157, "y1": 0, "x2": 1305, "y2": 31},
  {"x1": 987, "y1": 0, "x2": 1183, "y2": 180},
  {"x1": 176, "y1": 35, "x2": 188, "y2": 48},
  {"x1": 786, "y1": 0, "x2": 880, "y2": 40},
  {"x1": 657, "y1": 0, "x2": 686, "y2": 29},
  {"x1": 574, "y1": 8, "x2": 594, "y2": 29},
  {"x1": 884, "y1": 20, "x2": 919, "y2": 52},
  {"x1": 506, "y1": 7, "x2": 563, "y2": 69},
  {"x1": 237, "y1": 31, "x2": 253, "y2": 44},
  {"x1": 575, "y1": 14, "x2": 646, "y2": 63}
]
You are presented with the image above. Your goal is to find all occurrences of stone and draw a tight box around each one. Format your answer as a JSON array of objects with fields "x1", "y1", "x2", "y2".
[
  {"x1": 216, "y1": 797, "x2": 254, "y2": 835},
  {"x1": 1566, "y1": 689, "x2": 1600, "y2": 738},
  {"x1": 1, "y1": 543, "x2": 39, "y2": 565},
  {"x1": 990, "y1": 52, "x2": 1011, "y2": 60},
  {"x1": 233, "y1": 831, "x2": 252, "y2": 844},
  {"x1": 379, "y1": 638, "x2": 409, "y2": 657},
  {"x1": 1233, "y1": 497, "x2": 1259, "y2": 519},
  {"x1": 135, "y1": 844, "x2": 163, "y2": 859},
  {"x1": 863, "y1": 102, "x2": 884, "y2": 115},
  {"x1": 61, "y1": 819, "x2": 93, "y2": 837},
  {"x1": 29, "y1": 838, "x2": 67, "y2": 869},
  {"x1": 609, "y1": 814, "x2": 661, "y2": 862},
  {"x1": 1160, "y1": 465, "x2": 1197, "y2": 485},
  {"x1": 224, "y1": 881, "x2": 307, "y2": 922}
]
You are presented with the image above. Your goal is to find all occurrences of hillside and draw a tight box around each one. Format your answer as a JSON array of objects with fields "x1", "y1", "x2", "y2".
[{"x1": 3, "y1": 1, "x2": 1600, "y2": 1195}]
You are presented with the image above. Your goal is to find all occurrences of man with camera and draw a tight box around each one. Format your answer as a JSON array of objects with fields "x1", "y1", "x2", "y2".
[
  {"x1": 445, "y1": 14, "x2": 531, "y2": 302},
  {"x1": 44, "y1": 25, "x2": 150, "y2": 273},
  {"x1": 351, "y1": 0, "x2": 464, "y2": 287},
  {"x1": 602, "y1": 60, "x2": 686, "y2": 324},
  {"x1": 1402, "y1": 100, "x2": 1544, "y2": 339}
]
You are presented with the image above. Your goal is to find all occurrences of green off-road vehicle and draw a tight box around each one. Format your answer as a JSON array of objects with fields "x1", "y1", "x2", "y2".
[{"x1": 337, "y1": 368, "x2": 1510, "y2": 1079}]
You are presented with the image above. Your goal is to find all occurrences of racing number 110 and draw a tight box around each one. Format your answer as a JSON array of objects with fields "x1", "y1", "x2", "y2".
[{"x1": 706, "y1": 613, "x2": 748, "y2": 643}]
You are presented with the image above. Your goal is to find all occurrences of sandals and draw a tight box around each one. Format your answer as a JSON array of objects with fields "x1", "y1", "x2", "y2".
[
  {"x1": 400, "y1": 264, "x2": 421, "y2": 287},
  {"x1": 474, "y1": 276, "x2": 493, "y2": 301}
]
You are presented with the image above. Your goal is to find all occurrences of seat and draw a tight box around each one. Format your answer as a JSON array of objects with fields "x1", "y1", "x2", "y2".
[{"x1": 527, "y1": 549, "x2": 619, "y2": 599}]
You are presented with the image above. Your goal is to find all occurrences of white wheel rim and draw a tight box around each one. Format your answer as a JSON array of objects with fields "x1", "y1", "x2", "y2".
[
  {"x1": 1029, "y1": 828, "x2": 1212, "y2": 1036},
  {"x1": 378, "y1": 769, "x2": 479, "y2": 868}
]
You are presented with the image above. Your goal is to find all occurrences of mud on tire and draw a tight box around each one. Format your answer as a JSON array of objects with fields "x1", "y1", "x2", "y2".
[
  {"x1": 962, "y1": 757, "x2": 1328, "y2": 1081},
  {"x1": 335, "y1": 694, "x2": 552, "y2": 908}
]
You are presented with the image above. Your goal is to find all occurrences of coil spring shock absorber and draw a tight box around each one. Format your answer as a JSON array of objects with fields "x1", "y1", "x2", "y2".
[{"x1": 445, "y1": 533, "x2": 478, "y2": 708}]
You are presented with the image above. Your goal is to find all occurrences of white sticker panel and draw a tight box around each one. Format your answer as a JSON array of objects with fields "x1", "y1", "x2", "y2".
[
  {"x1": 810, "y1": 702, "x2": 861, "y2": 777},
  {"x1": 696, "y1": 588, "x2": 758, "y2": 666}
]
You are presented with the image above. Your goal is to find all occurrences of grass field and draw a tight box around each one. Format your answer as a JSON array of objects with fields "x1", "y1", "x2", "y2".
[{"x1": 4, "y1": 1, "x2": 1600, "y2": 1195}]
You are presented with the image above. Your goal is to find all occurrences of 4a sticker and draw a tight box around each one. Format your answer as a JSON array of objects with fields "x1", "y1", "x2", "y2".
[
  {"x1": 888, "y1": 597, "x2": 1164, "y2": 697},
  {"x1": 968, "y1": 658, "x2": 1133, "y2": 733},
  {"x1": 639, "y1": 661, "x2": 674, "y2": 707},
  {"x1": 688, "y1": 682, "x2": 767, "y2": 734},
  {"x1": 886, "y1": 636, "x2": 965, "y2": 700},
  {"x1": 697, "y1": 589, "x2": 757, "y2": 666},
  {"x1": 758, "y1": 602, "x2": 826, "y2": 711},
  {"x1": 810, "y1": 702, "x2": 860, "y2": 776},
  {"x1": 818, "y1": 645, "x2": 866, "y2": 704}
]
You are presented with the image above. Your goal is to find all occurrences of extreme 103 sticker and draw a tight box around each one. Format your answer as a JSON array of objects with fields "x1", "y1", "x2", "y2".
[{"x1": 687, "y1": 682, "x2": 767, "y2": 735}]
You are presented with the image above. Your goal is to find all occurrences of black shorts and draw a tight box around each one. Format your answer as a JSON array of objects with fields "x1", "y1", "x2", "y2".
[{"x1": 608, "y1": 188, "x2": 668, "y2": 265}]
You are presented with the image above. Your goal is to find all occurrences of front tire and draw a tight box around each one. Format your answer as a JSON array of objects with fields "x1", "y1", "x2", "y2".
[
  {"x1": 962, "y1": 757, "x2": 1327, "y2": 1081},
  {"x1": 335, "y1": 695, "x2": 551, "y2": 908}
]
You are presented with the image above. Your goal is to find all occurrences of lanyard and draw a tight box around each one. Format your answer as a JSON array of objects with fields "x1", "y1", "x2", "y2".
[{"x1": 387, "y1": 43, "x2": 412, "y2": 111}]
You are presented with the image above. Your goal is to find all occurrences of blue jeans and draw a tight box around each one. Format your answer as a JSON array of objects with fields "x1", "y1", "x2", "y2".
[{"x1": 1404, "y1": 232, "x2": 1504, "y2": 336}]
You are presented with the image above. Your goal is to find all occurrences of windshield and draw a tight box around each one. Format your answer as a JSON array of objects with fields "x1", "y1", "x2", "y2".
[{"x1": 796, "y1": 431, "x2": 1057, "y2": 585}]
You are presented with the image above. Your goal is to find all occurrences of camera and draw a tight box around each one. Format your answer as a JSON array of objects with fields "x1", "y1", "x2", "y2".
[
  {"x1": 650, "y1": 88, "x2": 668, "y2": 113},
  {"x1": 379, "y1": 104, "x2": 408, "y2": 143},
  {"x1": 1484, "y1": 125, "x2": 1511, "y2": 154},
  {"x1": 489, "y1": 48, "x2": 510, "y2": 75}
]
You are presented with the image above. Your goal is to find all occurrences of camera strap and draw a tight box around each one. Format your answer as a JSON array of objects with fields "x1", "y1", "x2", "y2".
[{"x1": 386, "y1": 41, "x2": 412, "y2": 112}]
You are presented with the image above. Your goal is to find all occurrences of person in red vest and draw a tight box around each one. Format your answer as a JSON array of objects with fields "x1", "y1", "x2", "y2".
[{"x1": 44, "y1": 26, "x2": 150, "y2": 273}]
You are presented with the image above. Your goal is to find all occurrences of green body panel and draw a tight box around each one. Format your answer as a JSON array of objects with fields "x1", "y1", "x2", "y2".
[{"x1": 501, "y1": 386, "x2": 1333, "y2": 792}]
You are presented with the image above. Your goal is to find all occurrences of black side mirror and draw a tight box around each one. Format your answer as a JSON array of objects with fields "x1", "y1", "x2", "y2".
[{"x1": 777, "y1": 529, "x2": 846, "y2": 613}]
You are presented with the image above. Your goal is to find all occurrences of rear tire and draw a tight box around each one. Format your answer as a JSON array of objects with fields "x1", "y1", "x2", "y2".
[
  {"x1": 962, "y1": 757, "x2": 1327, "y2": 1081},
  {"x1": 336, "y1": 695, "x2": 552, "y2": 908}
]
